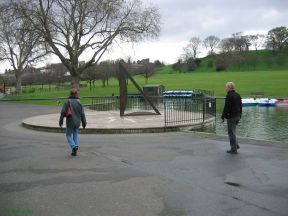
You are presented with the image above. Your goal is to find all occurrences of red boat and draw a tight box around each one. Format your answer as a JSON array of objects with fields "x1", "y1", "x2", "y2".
[{"x1": 276, "y1": 99, "x2": 288, "y2": 106}]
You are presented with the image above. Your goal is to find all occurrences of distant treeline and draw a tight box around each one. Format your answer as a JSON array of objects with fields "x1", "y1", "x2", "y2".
[{"x1": 173, "y1": 26, "x2": 288, "y2": 72}]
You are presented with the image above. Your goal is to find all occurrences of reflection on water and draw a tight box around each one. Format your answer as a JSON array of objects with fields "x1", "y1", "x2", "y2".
[{"x1": 200, "y1": 105, "x2": 288, "y2": 143}]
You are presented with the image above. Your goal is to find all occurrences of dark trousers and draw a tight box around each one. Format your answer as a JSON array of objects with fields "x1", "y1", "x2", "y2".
[{"x1": 227, "y1": 116, "x2": 241, "y2": 151}]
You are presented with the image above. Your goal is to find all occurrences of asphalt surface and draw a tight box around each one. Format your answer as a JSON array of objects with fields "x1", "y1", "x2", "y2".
[{"x1": 0, "y1": 101, "x2": 288, "y2": 216}]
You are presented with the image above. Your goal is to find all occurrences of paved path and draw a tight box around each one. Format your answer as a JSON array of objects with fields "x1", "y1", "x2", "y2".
[{"x1": 0, "y1": 102, "x2": 288, "y2": 216}]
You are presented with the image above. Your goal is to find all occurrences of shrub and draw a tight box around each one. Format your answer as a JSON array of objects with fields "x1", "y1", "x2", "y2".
[
  {"x1": 207, "y1": 60, "x2": 213, "y2": 68},
  {"x1": 194, "y1": 58, "x2": 201, "y2": 67},
  {"x1": 276, "y1": 53, "x2": 286, "y2": 66},
  {"x1": 215, "y1": 65, "x2": 226, "y2": 71},
  {"x1": 214, "y1": 57, "x2": 226, "y2": 71},
  {"x1": 22, "y1": 88, "x2": 35, "y2": 94},
  {"x1": 172, "y1": 60, "x2": 183, "y2": 72},
  {"x1": 154, "y1": 60, "x2": 164, "y2": 67},
  {"x1": 29, "y1": 88, "x2": 36, "y2": 93},
  {"x1": 186, "y1": 58, "x2": 197, "y2": 72}
]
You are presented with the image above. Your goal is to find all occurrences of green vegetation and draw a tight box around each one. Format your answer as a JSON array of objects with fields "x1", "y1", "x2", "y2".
[
  {"x1": 5, "y1": 69, "x2": 288, "y2": 106},
  {"x1": 4, "y1": 49, "x2": 288, "y2": 105},
  {"x1": 172, "y1": 50, "x2": 288, "y2": 73},
  {"x1": 153, "y1": 69, "x2": 288, "y2": 97}
]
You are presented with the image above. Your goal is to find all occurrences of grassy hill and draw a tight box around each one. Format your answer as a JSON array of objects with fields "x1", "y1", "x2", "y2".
[
  {"x1": 161, "y1": 49, "x2": 288, "y2": 74},
  {"x1": 150, "y1": 49, "x2": 288, "y2": 97},
  {"x1": 150, "y1": 70, "x2": 288, "y2": 97},
  {"x1": 4, "y1": 49, "x2": 288, "y2": 105}
]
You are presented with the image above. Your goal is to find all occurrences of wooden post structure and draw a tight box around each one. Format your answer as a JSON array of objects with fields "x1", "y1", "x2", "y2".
[
  {"x1": 118, "y1": 63, "x2": 128, "y2": 116},
  {"x1": 118, "y1": 62, "x2": 161, "y2": 116}
]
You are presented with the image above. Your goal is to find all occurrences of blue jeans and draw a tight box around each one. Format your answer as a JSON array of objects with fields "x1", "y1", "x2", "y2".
[{"x1": 66, "y1": 127, "x2": 79, "y2": 149}]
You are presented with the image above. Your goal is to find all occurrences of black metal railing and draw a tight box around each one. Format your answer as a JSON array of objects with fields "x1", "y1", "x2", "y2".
[
  {"x1": 90, "y1": 96, "x2": 118, "y2": 111},
  {"x1": 90, "y1": 91, "x2": 216, "y2": 127},
  {"x1": 1, "y1": 90, "x2": 216, "y2": 128},
  {"x1": 163, "y1": 94, "x2": 216, "y2": 126},
  {"x1": 90, "y1": 96, "x2": 164, "y2": 112}
]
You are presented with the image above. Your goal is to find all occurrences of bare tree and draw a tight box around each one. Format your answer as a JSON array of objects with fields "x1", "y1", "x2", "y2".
[
  {"x1": 231, "y1": 32, "x2": 250, "y2": 52},
  {"x1": 82, "y1": 65, "x2": 97, "y2": 90},
  {"x1": 139, "y1": 59, "x2": 155, "y2": 84},
  {"x1": 172, "y1": 59, "x2": 183, "y2": 72},
  {"x1": 219, "y1": 38, "x2": 234, "y2": 53},
  {"x1": 22, "y1": 66, "x2": 37, "y2": 87},
  {"x1": 181, "y1": 45, "x2": 193, "y2": 62},
  {"x1": 95, "y1": 60, "x2": 118, "y2": 88},
  {"x1": 0, "y1": 2, "x2": 47, "y2": 93},
  {"x1": 249, "y1": 34, "x2": 266, "y2": 52},
  {"x1": 49, "y1": 63, "x2": 68, "y2": 85},
  {"x1": 203, "y1": 35, "x2": 220, "y2": 55},
  {"x1": 16, "y1": 0, "x2": 161, "y2": 89},
  {"x1": 241, "y1": 35, "x2": 251, "y2": 51},
  {"x1": 0, "y1": 74, "x2": 7, "y2": 94},
  {"x1": 184, "y1": 37, "x2": 202, "y2": 59}
]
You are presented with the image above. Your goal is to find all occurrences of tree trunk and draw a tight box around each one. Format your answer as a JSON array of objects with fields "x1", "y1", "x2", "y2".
[
  {"x1": 89, "y1": 80, "x2": 92, "y2": 91},
  {"x1": 16, "y1": 76, "x2": 22, "y2": 94},
  {"x1": 102, "y1": 79, "x2": 106, "y2": 88},
  {"x1": 71, "y1": 76, "x2": 80, "y2": 89}
]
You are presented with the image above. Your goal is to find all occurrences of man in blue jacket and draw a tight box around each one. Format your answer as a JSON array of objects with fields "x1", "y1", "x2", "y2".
[
  {"x1": 221, "y1": 82, "x2": 242, "y2": 154},
  {"x1": 59, "y1": 88, "x2": 87, "y2": 156}
]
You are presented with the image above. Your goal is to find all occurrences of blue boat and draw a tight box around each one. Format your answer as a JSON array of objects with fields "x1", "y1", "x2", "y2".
[
  {"x1": 257, "y1": 98, "x2": 277, "y2": 107},
  {"x1": 163, "y1": 90, "x2": 193, "y2": 97}
]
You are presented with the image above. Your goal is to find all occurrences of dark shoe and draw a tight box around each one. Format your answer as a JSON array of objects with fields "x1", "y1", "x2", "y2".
[
  {"x1": 237, "y1": 145, "x2": 240, "y2": 149},
  {"x1": 71, "y1": 147, "x2": 78, "y2": 156},
  {"x1": 226, "y1": 150, "x2": 238, "y2": 154}
]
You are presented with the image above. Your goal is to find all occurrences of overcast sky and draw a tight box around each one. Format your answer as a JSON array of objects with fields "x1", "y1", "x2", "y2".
[
  {"x1": 103, "y1": 0, "x2": 288, "y2": 64},
  {"x1": 1, "y1": 0, "x2": 288, "y2": 73}
]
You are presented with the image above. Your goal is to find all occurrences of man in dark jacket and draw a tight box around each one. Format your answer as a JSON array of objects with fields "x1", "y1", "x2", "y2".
[
  {"x1": 59, "y1": 88, "x2": 87, "y2": 156},
  {"x1": 221, "y1": 82, "x2": 242, "y2": 154}
]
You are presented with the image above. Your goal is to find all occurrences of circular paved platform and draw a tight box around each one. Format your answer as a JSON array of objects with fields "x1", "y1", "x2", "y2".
[{"x1": 22, "y1": 110, "x2": 215, "y2": 134}]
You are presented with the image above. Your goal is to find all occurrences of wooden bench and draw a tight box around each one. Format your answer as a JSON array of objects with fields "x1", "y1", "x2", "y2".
[{"x1": 251, "y1": 91, "x2": 264, "y2": 98}]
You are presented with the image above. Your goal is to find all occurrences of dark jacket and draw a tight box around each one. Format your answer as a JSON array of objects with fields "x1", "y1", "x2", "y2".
[
  {"x1": 221, "y1": 90, "x2": 242, "y2": 119},
  {"x1": 59, "y1": 96, "x2": 86, "y2": 128}
]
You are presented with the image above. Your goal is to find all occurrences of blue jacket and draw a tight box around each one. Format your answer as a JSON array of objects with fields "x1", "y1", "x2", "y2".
[{"x1": 59, "y1": 97, "x2": 86, "y2": 128}]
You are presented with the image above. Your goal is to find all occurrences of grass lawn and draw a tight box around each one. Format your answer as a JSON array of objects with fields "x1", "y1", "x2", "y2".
[
  {"x1": 152, "y1": 69, "x2": 288, "y2": 97},
  {"x1": 5, "y1": 69, "x2": 288, "y2": 106}
]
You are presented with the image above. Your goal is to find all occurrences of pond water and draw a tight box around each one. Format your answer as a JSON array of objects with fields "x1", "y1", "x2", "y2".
[{"x1": 200, "y1": 103, "x2": 288, "y2": 143}]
